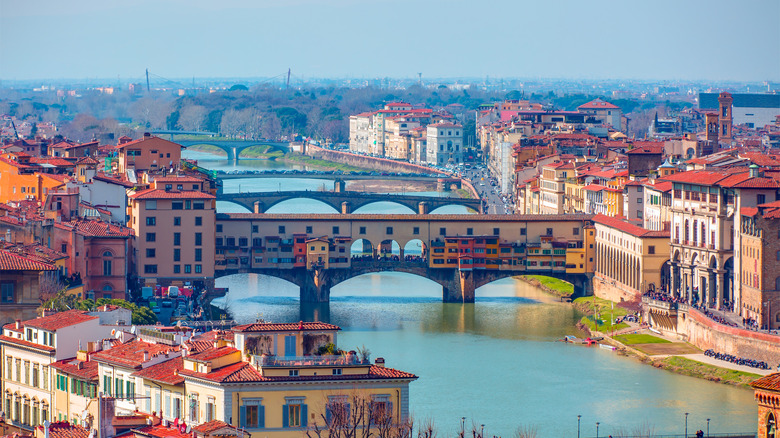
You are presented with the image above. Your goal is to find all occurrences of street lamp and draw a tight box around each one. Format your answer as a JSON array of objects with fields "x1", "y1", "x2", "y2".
[
  {"x1": 706, "y1": 418, "x2": 710, "y2": 438},
  {"x1": 461, "y1": 417, "x2": 466, "y2": 436},
  {"x1": 596, "y1": 422, "x2": 600, "y2": 438},
  {"x1": 577, "y1": 415, "x2": 581, "y2": 438},
  {"x1": 685, "y1": 412, "x2": 689, "y2": 438},
  {"x1": 480, "y1": 424, "x2": 484, "y2": 438}
]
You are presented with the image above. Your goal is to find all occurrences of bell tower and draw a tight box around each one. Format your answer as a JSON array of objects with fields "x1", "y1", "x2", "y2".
[{"x1": 717, "y1": 92, "x2": 733, "y2": 142}]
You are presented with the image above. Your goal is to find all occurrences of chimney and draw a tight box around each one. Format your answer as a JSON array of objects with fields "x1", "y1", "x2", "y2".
[
  {"x1": 15, "y1": 319, "x2": 21, "y2": 330},
  {"x1": 749, "y1": 164, "x2": 760, "y2": 178},
  {"x1": 143, "y1": 132, "x2": 151, "y2": 139},
  {"x1": 103, "y1": 304, "x2": 109, "y2": 312},
  {"x1": 374, "y1": 357, "x2": 385, "y2": 368},
  {"x1": 44, "y1": 420, "x2": 51, "y2": 438},
  {"x1": 143, "y1": 351, "x2": 150, "y2": 362}
]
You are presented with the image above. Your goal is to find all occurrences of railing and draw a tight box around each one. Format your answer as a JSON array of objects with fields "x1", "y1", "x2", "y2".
[{"x1": 254, "y1": 354, "x2": 370, "y2": 367}]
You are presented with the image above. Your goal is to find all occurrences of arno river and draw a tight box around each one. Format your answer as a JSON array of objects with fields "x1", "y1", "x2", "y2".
[{"x1": 185, "y1": 151, "x2": 757, "y2": 437}]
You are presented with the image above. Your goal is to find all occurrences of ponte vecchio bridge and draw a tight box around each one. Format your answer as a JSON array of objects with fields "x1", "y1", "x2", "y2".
[{"x1": 211, "y1": 213, "x2": 596, "y2": 303}]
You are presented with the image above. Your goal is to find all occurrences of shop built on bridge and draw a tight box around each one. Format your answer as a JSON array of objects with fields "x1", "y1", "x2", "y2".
[{"x1": 210, "y1": 213, "x2": 596, "y2": 303}]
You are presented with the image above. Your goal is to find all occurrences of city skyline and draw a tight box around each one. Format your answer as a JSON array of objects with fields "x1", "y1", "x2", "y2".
[{"x1": 1, "y1": 0, "x2": 779, "y2": 83}]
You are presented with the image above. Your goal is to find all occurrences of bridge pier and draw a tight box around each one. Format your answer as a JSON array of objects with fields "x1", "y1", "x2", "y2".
[
  {"x1": 460, "y1": 271, "x2": 475, "y2": 303},
  {"x1": 254, "y1": 201, "x2": 265, "y2": 214},
  {"x1": 341, "y1": 201, "x2": 351, "y2": 214},
  {"x1": 418, "y1": 201, "x2": 429, "y2": 214},
  {"x1": 301, "y1": 267, "x2": 332, "y2": 303}
]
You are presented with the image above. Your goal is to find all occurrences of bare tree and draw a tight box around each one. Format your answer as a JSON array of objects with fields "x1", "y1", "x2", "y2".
[
  {"x1": 306, "y1": 393, "x2": 413, "y2": 438},
  {"x1": 513, "y1": 425, "x2": 538, "y2": 438},
  {"x1": 177, "y1": 105, "x2": 209, "y2": 131},
  {"x1": 38, "y1": 271, "x2": 66, "y2": 302}
]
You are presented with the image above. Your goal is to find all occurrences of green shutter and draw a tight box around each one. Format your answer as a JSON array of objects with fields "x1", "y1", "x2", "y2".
[
  {"x1": 282, "y1": 404, "x2": 288, "y2": 428},
  {"x1": 301, "y1": 404, "x2": 307, "y2": 427},
  {"x1": 258, "y1": 405, "x2": 265, "y2": 429},
  {"x1": 239, "y1": 406, "x2": 246, "y2": 428}
]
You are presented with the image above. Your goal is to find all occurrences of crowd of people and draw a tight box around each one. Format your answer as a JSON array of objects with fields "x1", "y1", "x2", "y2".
[
  {"x1": 350, "y1": 254, "x2": 427, "y2": 263},
  {"x1": 704, "y1": 349, "x2": 770, "y2": 370}
]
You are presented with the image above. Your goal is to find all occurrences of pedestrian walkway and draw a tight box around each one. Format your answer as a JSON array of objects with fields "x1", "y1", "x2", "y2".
[{"x1": 677, "y1": 353, "x2": 774, "y2": 376}]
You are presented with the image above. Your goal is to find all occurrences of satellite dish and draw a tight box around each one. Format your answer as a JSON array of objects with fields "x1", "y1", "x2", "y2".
[{"x1": 130, "y1": 326, "x2": 137, "y2": 334}]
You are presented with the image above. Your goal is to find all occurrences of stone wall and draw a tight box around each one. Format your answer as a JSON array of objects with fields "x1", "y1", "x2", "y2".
[
  {"x1": 679, "y1": 307, "x2": 780, "y2": 366},
  {"x1": 593, "y1": 274, "x2": 640, "y2": 303},
  {"x1": 307, "y1": 145, "x2": 441, "y2": 175}
]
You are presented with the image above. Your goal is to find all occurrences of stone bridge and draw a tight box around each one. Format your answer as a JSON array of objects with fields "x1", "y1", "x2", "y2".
[
  {"x1": 217, "y1": 191, "x2": 484, "y2": 214},
  {"x1": 212, "y1": 260, "x2": 591, "y2": 303},
  {"x1": 178, "y1": 139, "x2": 291, "y2": 161}
]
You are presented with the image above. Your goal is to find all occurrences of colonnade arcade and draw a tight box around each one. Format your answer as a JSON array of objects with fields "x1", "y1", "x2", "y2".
[
  {"x1": 595, "y1": 242, "x2": 645, "y2": 292},
  {"x1": 670, "y1": 249, "x2": 734, "y2": 310}
]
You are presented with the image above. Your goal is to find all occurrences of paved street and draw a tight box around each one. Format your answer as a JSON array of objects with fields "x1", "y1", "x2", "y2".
[{"x1": 461, "y1": 166, "x2": 514, "y2": 215}]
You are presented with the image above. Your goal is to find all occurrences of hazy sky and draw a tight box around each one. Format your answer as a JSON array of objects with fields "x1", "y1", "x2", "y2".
[{"x1": 1, "y1": 0, "x2": 778, "y2": 82}]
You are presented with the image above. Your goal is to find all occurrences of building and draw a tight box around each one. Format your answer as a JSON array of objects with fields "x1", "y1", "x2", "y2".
[
  {"x1": 50, "y1": 351, "x2": 99, "y2": 425},
  {"x1": 538, "y1": 161, "x2": 573, "y2": 214},
  {"x1": 128, "y1": 177, "x2": 216, "y2": 291},
  {"x1": 739, "y1": 200, "x2": 780, "y2": 329},
  {"x1": 179, "y1": 322, "x2": 417, "y2": 437},
  {"x1": 426, "y1": 123, "x2": 464, "y2": 165},
  {"x1": 750, "y1": 373, "x2": 780, "y2": 438},
  {"x1": 0, "y1": 249, "x2": 57, "y2": 324},
  {"x1": 577, "y1": 98, "x2": 623, "y2": 130},
  {"x1": 117, "y1": 134, "x2": 183, "y2": 175},
  {"x1": 0, "y1": 310, "x2": 114, "y2": 430},
  {"x1": 699, "y1": 92, "x2": 780, "y2": 130},
  {"x1": 594, "y1": 215, "x2": 670, "y2": 301}
]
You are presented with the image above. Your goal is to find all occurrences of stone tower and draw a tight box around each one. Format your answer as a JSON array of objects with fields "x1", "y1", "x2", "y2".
[{"x1": 718, "y1": 92, "x2": 733, "y2": 142}]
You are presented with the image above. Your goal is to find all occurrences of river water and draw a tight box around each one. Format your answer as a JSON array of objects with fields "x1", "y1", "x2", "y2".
[{"x1": 185, "y1": 150, "x2": 758, "y2": 437}]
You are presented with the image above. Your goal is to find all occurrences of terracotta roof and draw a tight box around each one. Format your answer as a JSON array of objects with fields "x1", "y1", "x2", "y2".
[
  {"x1": 660, "y1": 171, "x2": 730, "y2": 185},
  {"x1": 130, "y1": 188, "x2": 215, "y2": 200},
  {"x1": 116, "y1": 424, "x2": 191, "y2": 438},
  {"x1": 0, "y1": 249, "x2": 57, "y2": 271},
  {"x1": 92, "y1": 339, "x2": 179, "y2": 369},
  {"x1": 131, "y1": 356, "x2": 184, "y2": 385},
  {"x1": 76, "y1": 156, "x2": 99, "y2": 165},
  {"x1": 582, "y1": 184, "x2": 608, "y2": 192},
  {"x1": 187, "y1": 346, "x2": 238, "y2": 362},
  {"x1": 115, "y1": 136, "x2": 182, "y2": 150},
  {"x1": 35, "y1": 422, "x2": 89, "y2": 438},
  {"x1": 22, "y1": 310, "x2": 98, "y2": 331},
  {"x1": 578, "y1": 99, "x2": 620, "y2": 110},
  {"x1": 180, "y1": 361, "x2": 264, "y2": 383},
  {"x1": 50, "y1": 357, "x2": 100, "y2": 380},
  {"x1": 93, "y1": 173, "x2": 135, "y2": 188},
  {"x1": 180, "y1": 361, "x2": 416, "y2": 384},
  {"x1": 751, "y1": 373, "x2": 780, "y2": 391},
  {"x1": 593, "y1": 214, "x2": 670, "y2": 238},
  {"x1": 192, "y1": 420, "x2": 238, "y2": 435},
  {"x1": 233, "y1": 321, "x2": 341, "y2": 333},
  {"x1": 153, "y1": 176, "x2": 204, "y2": 183},
  {"x1": 55, "y1": 220, "x2": 133, "y2": 238},
  {"x1": 0, "y1": 334, "x2": 56, "y2": 352},
  {"x1": 740, "y1": 207, "x2": 759, "y2": 217}
]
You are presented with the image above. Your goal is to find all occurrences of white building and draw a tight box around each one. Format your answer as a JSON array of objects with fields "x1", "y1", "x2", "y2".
[{"x1": 425, "y1": 123, "x2": 464, "y2": 165}]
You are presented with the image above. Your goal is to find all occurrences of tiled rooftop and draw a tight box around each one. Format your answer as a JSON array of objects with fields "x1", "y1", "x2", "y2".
[
  {"x1": 21, "y1": 309, "x2": 98, "y2": 331},
  {"x1": 233, "y1": 321, "x2": 340, "y2": 333}
]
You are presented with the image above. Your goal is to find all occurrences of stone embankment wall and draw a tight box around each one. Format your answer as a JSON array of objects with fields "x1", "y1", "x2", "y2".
[
  {"x1": 679, "y1": 308, "x2": 780, "y2": 366},
  {"x1": 593, "y1": 275, "x2": 640, "y2": 303}
]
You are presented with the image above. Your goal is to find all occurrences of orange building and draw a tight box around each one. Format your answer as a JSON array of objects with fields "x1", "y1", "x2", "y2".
[
  {"x1": 0, "y1": 154, "x2": 70, "y2": 204},
  {"x1": 118, "y1": 134, "x2": 184, "y2": 174}
]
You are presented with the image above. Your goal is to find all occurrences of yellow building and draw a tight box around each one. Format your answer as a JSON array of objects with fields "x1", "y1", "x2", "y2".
[
  {"x1": 306, "y1": 237, "x2": 331, "y2": 269},
  {"x1": 50, "y1": 351, "x2": 99, "y2": 425},
  {"x1": 180, "y1": 322, "x2": 417, "y2": 437}
]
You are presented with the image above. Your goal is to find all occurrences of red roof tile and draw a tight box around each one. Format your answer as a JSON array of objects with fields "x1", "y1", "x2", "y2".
[
  {"x1": 593, "y1": 214, "x2": 670, "y2": 238},
  {"x1": 751, "y1": 373, "x2": 780, "y2": 391},
  {"x1": 191, "y1": 420, "x2": 238, "y2": 435},
  {"x1": 660, "y1": 171, "x2": 730, "y2": 185},
  {"x1": 577, "y1": 99, "x2": 620, "y2": 110},
  {"x1": 0, "y1": 249, "x2": 56, "y2": 271},
  {"x1": 153, "y1": 176, "x2": 205, "y2": 183},
  {"x1": 92, "y1": 339, "x2": 179, "y2": 369},
  {"x1": 50, "y1": 357, "x2": 100, "y2": 380},
  {"x1": 55, "y1": 220, "x2": 133, "y2": 238},
  {"x1": 23, "y1": 310, "x2": 97, "y2": 331},
  {"x1": 0, "y1": 334, "x2": 56, "y2": 352},
  {"x1": 188, "y1": 346, "x2": 238, "y2": 362},
  {"x1": 233, "y1": 321, "x2": 340, "y2": 333},
  {"x1": 180, "y1": 361, "x2": 416, "y2": 384},
  {"x1": 131, "y1": 357, "x2": 184, "y2": 385},
  {"x1": 116, "y1": 424, "x2": 191, "y2": 438},
  {"x1": 35, "y1": 422, "x2": 89, "y2": 438},
  {"x1": 130, "y1": 189, "x2": 215, "y2": 200}
]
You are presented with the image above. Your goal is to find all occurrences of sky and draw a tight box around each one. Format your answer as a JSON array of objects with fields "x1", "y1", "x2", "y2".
[{"x1": 1, "y1": 0, "x2": 779, "y2": 82}]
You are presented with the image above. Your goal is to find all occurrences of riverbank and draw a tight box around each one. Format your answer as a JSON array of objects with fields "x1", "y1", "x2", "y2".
[{"x1": 522, "y1": 276, "x2": 763, "y2": 388}]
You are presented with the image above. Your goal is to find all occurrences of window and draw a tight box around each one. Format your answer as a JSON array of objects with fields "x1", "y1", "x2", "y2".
[
  {"x1": 172, "y1": 202, "x2": 183, "y2": 210},
  {"x1": 173, "y1": 396, "x2": 182, "y2": 420},
  {"x1": 241, "y1": 399, "x2": 264, "y2": 429},
  {"x1": 193, "y1": 202, "x2": 204, "y2": 210},
  {"x1": 174, "y1": 249, "x2": 181, "y2": 262},
  {"x1": 413, "y1": 227, "x2": 420, "y2": 235},
  {"x1": 573, "y1": 227, "x2": 579, "y2": 236},
  {"x1": 195, "y1": 233, "x2": 202, "y2": 246},
  {"x1": 546, "y1": 228, "x2": 553, "y2": 236},
  {"x1": 2, "y1": 282, "x2": 15, "y2": 303},
  {"x1": 359, "y1": 226, "x2": 366, "y2": 234},
  {"x1": 173, "y1": 265, "x2": 181, "y2": 273},
  {"x1": 195, "y1": 264, "x2": 202, "y2": 273},
  {"x1": 386, "y1": 227, "x2": 393, "y2": 235},
  {"x1": 284, "y1": 399, "x2": 307, "y2": 428},
  {"x1": 306, "y1": 226, "x2": 313, "y2": 234},
  {"x1": 440, "y1": 227, "x2": 446, "y2": 236},
  {"x1": 758, "y1": 194, "x2": 766, "y2": 205},
  {"x1": 146, "y1": 233, "x2": 156, "y2": 242},
  {"x1": 146, "y1": 200, "x2": 157, "y2": 210},
  {"x1": 466, "y1": 228, "x2": 473, "y2": 235},
  {"x1": 146, "y1": 248, "x2": 156, "y2": 258},
  {"x1": 184, "y1": 265, "x2": 192, "y2": 273},
  {"x1": 332, "y1": 226, "x2": 340, "y2": 235},
  {"x1": 144, "y1": 265, "x2": 157, "y2": 274},
  {"x1": 648, "y1": 246, "x2": 655, "y2": 255},
  {"x1": 190, "y1": 394, "x2": 199, "y2": 423},
  {"x1": 174, "y1": 217, "x2": 181, "y2": 226},
  {"x1": 61, "y1": 243, "x2": 67, "y2": 253},
  {"x1": 205, "y1": 397, "x2": 215, "y2": 422},
  {"x1": 146, "y1": 217, "x2": 156, "y2": 226},
  {"x1": 174, "y1": 233, "x2": 181, "y2": 246},
  {"x1": 279, "y1": 226, "x2": 286, "y2": 234},
  {"x1": 185, "y1": 200, "x2": 192, "y2": 210},
  {"x1": 217, "y1": 224, "x2": 223, "y2": 232},
  {"x1": 332, "y1": 368, "x2": 342, "y2": 375},
  {"x1": 195, "y1": 248, "x2": 202, "y2": 262},
  {"x1": 195, "y1": 217, "x2": 202, "y2": 226}
]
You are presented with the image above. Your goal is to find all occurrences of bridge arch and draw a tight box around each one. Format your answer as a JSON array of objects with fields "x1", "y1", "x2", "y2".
[
  {"x1": 351, "y1": 200, "x2": 417, "y2": 214},
  {"x1": 264, "y1": 198, "x2": 339, "y2": 214},
  {"x1": 216, "y1": 200, "x2": 253, "y2": 213}
]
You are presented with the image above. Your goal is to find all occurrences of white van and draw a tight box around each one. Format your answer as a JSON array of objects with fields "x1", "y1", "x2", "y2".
[{"x1": 168, "y1": 286, "x2": 180, "y2": 298}]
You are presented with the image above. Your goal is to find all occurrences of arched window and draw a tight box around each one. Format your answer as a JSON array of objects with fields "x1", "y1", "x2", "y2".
[
  {"x1": 102, "y1": 284, "x2": 113, "y2": 291},
  {"x1": 776, "y1": 276, "x2": 780, "y2": 291},
  {"x1": 103, "y1": 251, "x2": 113, "y2": 257},
  {"x1": 103, "y1": 251, "x2": 113, "y2": 277}
]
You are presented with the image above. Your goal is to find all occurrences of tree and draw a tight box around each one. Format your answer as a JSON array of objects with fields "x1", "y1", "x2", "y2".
[
  {"x1": 306, "y1": 393, "x2": 413, "y2": 438},
  {"x1": 177, "y1": 105, "x2": 209, "y2": 131},
  {"x1": 229, "y1": 84, "x2": 249, "y2": 91}
]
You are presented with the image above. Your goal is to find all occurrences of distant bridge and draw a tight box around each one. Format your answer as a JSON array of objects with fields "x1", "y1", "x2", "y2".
[
  {"x1": 178, "y1": 139, "x2": 291, "y2": 161},
  {"x1": 217, "y1": 190, "x2": 483, "y2": 214}
]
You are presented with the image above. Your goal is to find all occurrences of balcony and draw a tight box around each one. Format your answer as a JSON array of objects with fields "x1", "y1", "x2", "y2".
[{"x1": 253, "y1": 354, "x2": 369, "y2": 368}]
